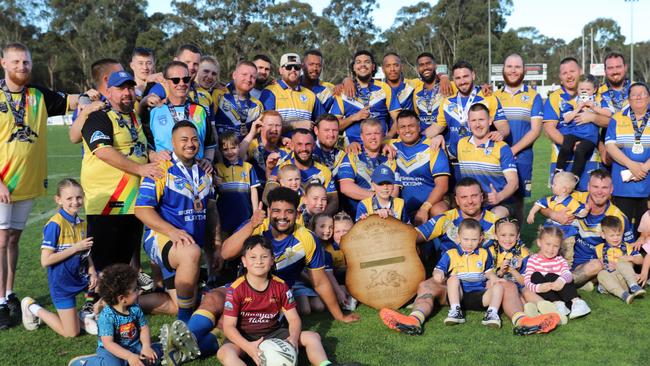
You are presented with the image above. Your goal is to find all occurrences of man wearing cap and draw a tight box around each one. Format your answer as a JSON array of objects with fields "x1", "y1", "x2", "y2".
[
  {"x1": 144, "y1": 61, "x2": 215, "y2": 172},
  {"x1": 81, "y1": 71, "x2": 163, "y2": 272},
  {"x1": 259, "y1": 52, "x2": 325, "y2": 129}
]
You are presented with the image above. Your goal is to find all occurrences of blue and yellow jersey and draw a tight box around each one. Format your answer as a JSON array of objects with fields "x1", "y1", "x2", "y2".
[
  {"x1": 81, "y1": 110, "x2": 148, "y2": 215},
  {"x1": 324, "y1": 242, "x2": 346, "y2": 269},
  {"x1": 272, "y1": 153, "x2": 336, "y2": 194},
  {"x1": 355, "y1": 196, "x2": 409, "y2": 223},
  {"x1": 1, "y1": 85, "x2": 68, "y2": 200},
  {"x1": 246, "y1": 137, "x2": 290, "y2": 184},
  {"x1": 416, "y1": 208, "x2": 497, "y2": 251},
  {"x1": 251, "y1": 224, "x2": 326, "y2": 287},
  {"x1": 411, "y1": 81, "x2": 451, "y2": 132},
  {"x1": 312, "y1": 142, "x2": 346, "y2": 178},
  {"x1": 305, "y1": 80, "x2": 336, "y2": 112},
  {"x1": 595, "y1": 242, "x2": 640, "y2": 264},
  {"x1": 330, "y1": 79, "x2": 401, "y2": 145},
  {"x1": 598, "y1": 80, "x2": 631, "y2": 114},
  {"x1": 453, "y1": 136, "x2": 517, "y2": 201},
  {"x1": 543, "y1": 86, "x2": 601, "y2": 191},
  {"x1": 41, "y1": 209, "x2": 89, "y2": 300},
  {"x1": 216, "y1": 159, "x2": 260, "y2": 233},
  {"x1": 535, "y1": 194, "x2": 585, "y2": 237},
  {"x1": 572, "y1": 195, "x2": 635, "y2": 267},
  {"x1": 260, "y1": 80, "x2": 325, "y2": 123},
  {"x1": 605, "y1": 106, "x2": 650, "y2": 198},
  {"x1": 392, "y1": 78, "x2": 422, "y2": 110},
  {"x1": 435, "y1": 246, "x2": 494, "y2": 293},
  {"x1": 493, "y1": 85, "x2": 543, "y2": 166},
  {"x1": 391, "y1": 137, "x2": 450, "y2": 215},
  {"x1": 436, "y1": 86, "x2": 506, "y2": 158},
  {"x1": 148, "y1": 102, "x2": 214, "y2": 159},
  {"x1": 212, "y1": 86, "x2": 263, "y2": 138},
  {"x1": 135, "y1": 157, "x2": 213, "y2": 247},
  {"x1": 337, "y1": 151, "x2": 397, "y2": 210},
  {"x1": 488, "y1": 244, "x2": 530, "y2": 276}
]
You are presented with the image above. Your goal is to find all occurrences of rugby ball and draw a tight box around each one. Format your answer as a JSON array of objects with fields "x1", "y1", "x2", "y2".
[{"x1": 259, "y1": 338, "x2": 297, "y2": 366}]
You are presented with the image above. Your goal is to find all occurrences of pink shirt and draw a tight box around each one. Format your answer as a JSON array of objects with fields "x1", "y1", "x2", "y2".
[{"x1": 524, "y1": 254, "x2": 572, "y2": 293}]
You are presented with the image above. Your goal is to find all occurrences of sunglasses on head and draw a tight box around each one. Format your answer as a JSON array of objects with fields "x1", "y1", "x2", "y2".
[
  {"x1": 284, "y1": 64, "x2": 301, "y2": 71},
  {"x1": 166, "y1": 76, "x2": 191, "y2": 85}
]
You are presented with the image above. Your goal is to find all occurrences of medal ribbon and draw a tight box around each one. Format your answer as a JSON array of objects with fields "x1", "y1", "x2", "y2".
[
  {"x1": 172, "y1": 152, "x2": 201, "y2": 200},
  {"x1": 628, "y1": 108, "x2": 650, "y2": 142},
  {"x1": 455, "y1": 86, "x2": 478, "y2": 125},
  {"x1": 0, "y1": 79, "x2": 27, "y2": 127},
  {"x1": 166, "y1": 101, "x2": 191, "y2": 124}
]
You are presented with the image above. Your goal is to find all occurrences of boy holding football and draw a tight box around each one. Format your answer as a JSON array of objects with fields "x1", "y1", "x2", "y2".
[{"x1": 217, "y1": 235, "x2": 348, "y2": 366}]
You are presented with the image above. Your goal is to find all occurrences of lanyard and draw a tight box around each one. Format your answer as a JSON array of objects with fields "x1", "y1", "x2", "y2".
[
  {"x1": 315, "y1": 142, "x2": 337, "y2": 169},
  {"x1": 455, "y1": 86, "x2": 478, "y2": 124},
  {"x1": 166, "y1": 101, "x2": 191, "y2": 124},
  {"x1": 602, "y1": 243, "x2": 628, "y2": 272},
  {"x1": 232, "y1": 95, "x2": 250, "y2": 125},
  {"x1": 172, "y1": 152, "x2": 201, "y2": 199},
  {"x1": 188, "y1": 82, "x2": 199, "y2": 105},
  {"x1": 422, "y1": 83, "x2": 440, "y2": 115},
  {"x1": 0, "y1": 79, "x2": 27, "y2": 127},
  {"x1": 606, "y1": 80, "x2": 630, "y2": 112},
  {"x1": 354, "y1": 79, "x2": 372, "y2": 107},
  {"x1": 628, "y1": 108, "x2": 650, "y2": 142},
  {"x1": 362, "y1": 150, "x2": 381, "y2": 173},
  {"x1": 112, "y1": 110, "x2": 139, "y2": 143}
]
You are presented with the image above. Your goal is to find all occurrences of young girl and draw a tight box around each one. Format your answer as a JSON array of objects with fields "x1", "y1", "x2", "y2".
[
  {"x1": 217, "y1": 236, "x2": 340, "y2": 366},
  {"x1": 524, "y1": 226, "x2": 591, "y2": 321},
  {"x1": 21, "y1": 178, "x2": 98, "y2": 337},
  {"x1": 216, "y1": 131, "x2": 260, "y2": 235},
  {"x1": 556, "y1": 74, "x2": 612, "y2": 178},
  {"x1": 310, "y1": 213, "x2": 351, "y2": 309},
  {"x1": 490, "y1": 218, "x2": 529, "y2": 288}
]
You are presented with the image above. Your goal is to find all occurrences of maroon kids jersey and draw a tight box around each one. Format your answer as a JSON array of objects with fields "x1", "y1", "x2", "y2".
[{"x1": 224, "y1": 275, "x2": 296, "y2": 339}]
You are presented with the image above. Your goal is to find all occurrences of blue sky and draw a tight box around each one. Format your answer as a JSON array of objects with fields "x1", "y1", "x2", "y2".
[{"x1": 147, "y1": 0, "x2": 650, "y2": 43}]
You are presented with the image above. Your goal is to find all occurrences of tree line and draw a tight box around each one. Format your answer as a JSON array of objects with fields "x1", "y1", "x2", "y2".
[{"x1": 1, "y1": 0, "x2": 648, "y2": 92}]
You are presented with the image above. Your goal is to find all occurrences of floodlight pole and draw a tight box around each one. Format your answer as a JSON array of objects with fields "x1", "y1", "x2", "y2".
[{"x1": 488, "y1": 0, "x2": 492, "y2": 85}]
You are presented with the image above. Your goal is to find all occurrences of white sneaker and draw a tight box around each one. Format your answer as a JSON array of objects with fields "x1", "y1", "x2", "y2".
[
  {"x1": 569, "y1": 298, "x2": 591, "y2": 319},
  {"x1": 553, "y1": 301, "x2": 571, "y2": 316},
  {"x1": 82, "y1": 313, "x2": 98, "y2": 335},
  {"x1": 21, "y1": 297, "x2": 39, "y2": 331}
]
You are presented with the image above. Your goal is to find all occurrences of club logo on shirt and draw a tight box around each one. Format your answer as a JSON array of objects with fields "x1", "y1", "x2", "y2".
[
  {"x1": 89, "y1": 131, "x2": 110, "y2": 144},
  {"x1": 299, "y1": 95, "x2": 308, "y2": 103},
  {"x1": 157, "y1": 115, "x2": 168, "y2": 126},
  {"x1": 173, "y1": 177, "x2": 186, "y2": 190},
  {"x1": 224, "y1": 301, "x2": 233, "y2": 311},
  {"x1": 476, "y1": 260, "x2": 483, "y2": 269},
  {"x1": 521, "y1": 94, "x2": 530, "y2": 103}
]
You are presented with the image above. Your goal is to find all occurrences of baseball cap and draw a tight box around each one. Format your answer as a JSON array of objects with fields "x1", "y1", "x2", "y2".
[
  {"x1": 107, "y1": 71, "x2": 136, "y2": 88},
  {"x1": 280, "y1": 53, "x2": 301, "y2": 68},
  {"x1": 371, "y1": 165, "x2": 396, "y2": 184}
]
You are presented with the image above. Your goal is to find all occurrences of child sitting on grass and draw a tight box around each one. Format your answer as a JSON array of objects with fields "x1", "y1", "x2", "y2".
[
  {"x1": 595, "y1": 216, "x2": 645, "y2": 303},
  {"x1": 68, "y1": 264, "x2": 189, "y2": 366},
  {"x1": 217, "y1": 236, "x2": 345, "y2": 366},
  {"x1": 524, "y1": 226, "x2": 591, "y2": 321},
  {"x1": 434, "y1": 218, "x2": 504, "y2": 328},
  {"x1": 21, "y1": 178, "x2": 98, "y2": 337}
]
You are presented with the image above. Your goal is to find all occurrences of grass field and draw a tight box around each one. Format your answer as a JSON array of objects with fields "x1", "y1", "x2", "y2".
[{"x1": 1, "y1": 126, "x2": 649, "y2": 365}]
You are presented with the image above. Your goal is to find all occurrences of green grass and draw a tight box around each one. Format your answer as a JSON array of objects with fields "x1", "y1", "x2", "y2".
[{"x1": 1, "y1": 126, "x2": 650, "y2": 365}]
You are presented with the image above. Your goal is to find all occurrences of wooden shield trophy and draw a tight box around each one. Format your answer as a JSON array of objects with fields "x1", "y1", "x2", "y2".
[{"x1": 340, "y1": 215, "x2": 424, "y2": 310}]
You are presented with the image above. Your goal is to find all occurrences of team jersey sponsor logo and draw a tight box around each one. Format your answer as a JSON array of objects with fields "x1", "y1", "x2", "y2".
[
  {"x1": 476, "y1": 260, "x2": 483, "y2": 269},
  {"x1": 89, "y1": 130, "x2": 110, "y2": 144},
  {"x1": 224, "y1": 300, "x2": 234, "y2": 311}
]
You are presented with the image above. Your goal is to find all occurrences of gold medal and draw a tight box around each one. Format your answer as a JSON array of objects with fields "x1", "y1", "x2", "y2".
[{"x1": 193, "y1": 196, "x2": 203, "y2": 211}]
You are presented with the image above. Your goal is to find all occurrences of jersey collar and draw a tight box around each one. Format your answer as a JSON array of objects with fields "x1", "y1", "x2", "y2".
[{"x1": 58, "y1": 208, "x2": 81, "y2": 225}]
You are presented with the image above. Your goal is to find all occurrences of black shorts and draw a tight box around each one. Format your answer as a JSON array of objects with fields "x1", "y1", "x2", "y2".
[
  {"x1": 461, "y1": 290, "x2": 486, "y2": 311},
  {"x1": 240, "y1": 327, "x2": 290, "y2": 342},
  {"x1": 87, "y1": 214, "x2": 143, "y2": 272}
]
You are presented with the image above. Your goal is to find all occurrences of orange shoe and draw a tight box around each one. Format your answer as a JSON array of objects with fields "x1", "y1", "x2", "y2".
[
  {"x1": 513, "y1": 313, "x2": 560, "y2": 336},
  {"x1": 379, "y1": 308, "x2": 422, "y2": 335}
]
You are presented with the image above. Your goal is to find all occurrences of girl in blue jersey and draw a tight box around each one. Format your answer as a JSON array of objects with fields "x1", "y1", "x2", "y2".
[{"x1": 21, "y1": 178, "x2": 98, "y2": 337}]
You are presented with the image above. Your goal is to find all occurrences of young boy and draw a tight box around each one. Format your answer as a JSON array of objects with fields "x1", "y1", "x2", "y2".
[
  {"x1": 527, "y1": 171, "x2": 589, "y2": 266},
  {"x1": 68, "y1": 264, "x2": 198, "y2": 366},
  {"x1": 356, "y1": 165, "x2": 409, "y2": 223},
  {"x1": 433, "y1": 218, "x2": 504, "y2": 328},
  {"x1": 595, "y1": 216, "x2": 646, "y2": 303},
  {"x1": 217, "y1": 236, "x2": 346, "y2": 366},
  {"x1": 299, "y1": 183, "x2": 328, "y2": 226},
  {"x1": 262, "y1": 164, "x2": 301, "y2": 206},
  {"x1": 216, "y1": 131, "x2": 260, "y2": 234}
]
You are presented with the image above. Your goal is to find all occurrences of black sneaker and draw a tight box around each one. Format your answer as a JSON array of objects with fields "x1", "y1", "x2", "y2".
[
  {"x1": 7, "y1": 293, "x2": 21, "y2": 319},
  {"x1": 0, "y1": 304, "x2": 11, "y2": 330},
  {"x1": 444, "y1": 306, "x2": 465, "y2": 325}
]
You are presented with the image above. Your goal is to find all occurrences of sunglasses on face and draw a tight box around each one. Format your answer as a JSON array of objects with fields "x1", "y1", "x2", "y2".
[
  {"x1": 284, "y1": 64, "x2": 301, "y2": 71},
  {"x1": 167, "y1": 76, "x2": 191, "y2": 85}
]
